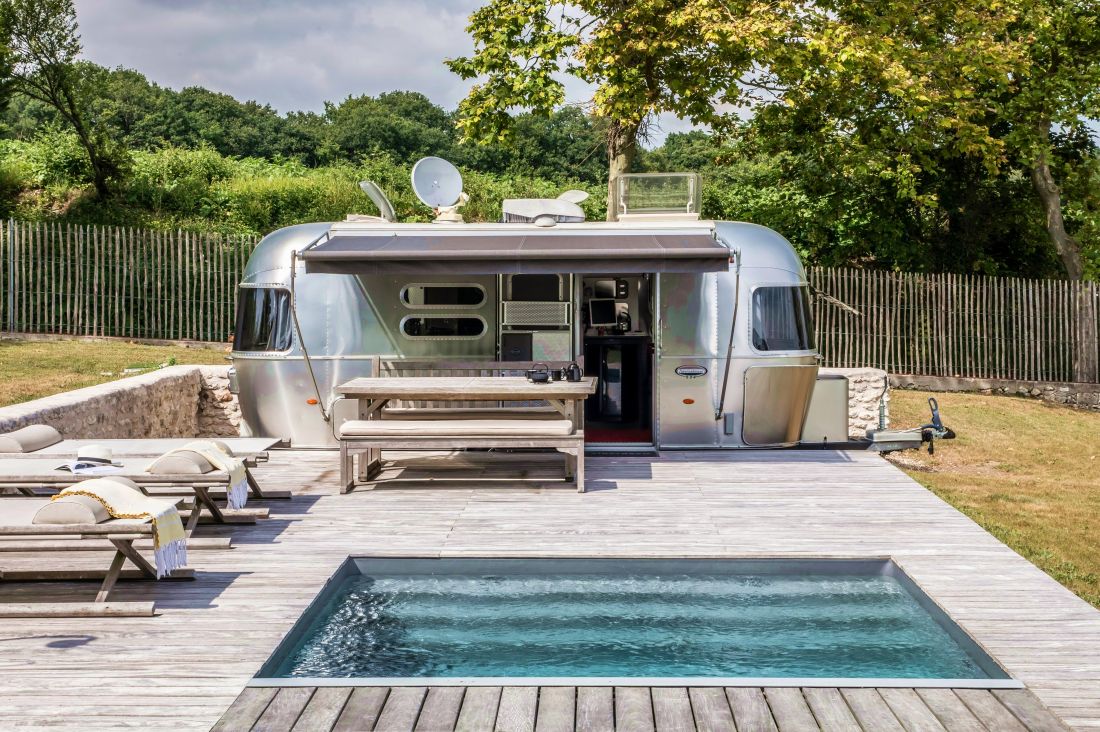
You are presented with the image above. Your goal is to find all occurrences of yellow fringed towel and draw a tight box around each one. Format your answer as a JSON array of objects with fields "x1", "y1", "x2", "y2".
[
  {"x1": 55, "y1": 478, "x2": 188, "y2": 578},
  {"x1": 153, "y1": 440, "x2": 249, "y2": 510}
]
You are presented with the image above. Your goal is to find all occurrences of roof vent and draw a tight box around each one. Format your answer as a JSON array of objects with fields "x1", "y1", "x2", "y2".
[
  {"x1": 502, "y1": 190, "x2": 588, "y2": 226},
  {"x1": 612, "y1": 172, "x2": 701, "y2": 222}
]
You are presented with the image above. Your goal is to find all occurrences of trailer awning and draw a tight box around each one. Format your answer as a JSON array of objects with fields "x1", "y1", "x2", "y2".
[{"x1": 300, "y1": 230, "x2": 731, "y2": 275}]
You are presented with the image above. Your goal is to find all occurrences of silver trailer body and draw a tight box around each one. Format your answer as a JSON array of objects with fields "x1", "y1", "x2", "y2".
[{"x1": 230, "y1": 220, "x2": 818, "y2": 449}]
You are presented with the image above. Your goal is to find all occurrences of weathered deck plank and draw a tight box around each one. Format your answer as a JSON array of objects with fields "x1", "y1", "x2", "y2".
[
  {"x1": 725, "y1": 687, "x2": 776, "y2": 732},
  {"x1": 615, "y1": 687, "x2": 655, "y2": 732},
  {"x1": 374, "y1": 686, "x2": 427, "y2": 732},
  {"x1": 496, "y1": 686, "x2": 539, "y2": 732},
  {"x1": 2, "y1": 448, "x2": 1098, "y2": 731},
  {"x1": 536, "y1": 687, "x2": 576, "y2": 732},
  {"x1": 762, "y1": 688, "x2": 818, "y2": 732},
  {"x1": 254, "y1": 687, "x2": 314, "y2": 732},
  {"x1": 687, "y1": 688, "x2": 734, "y2": 732},
  {"x1": 292, "y1": 687, "x2": 353, "y2": 732},
  {"x1": 415, "y1": 686, "x2": 466, "y2": 732},
  {"x1": 456, "y1": 686, "x2": 502, "y2": 732},
  {"x1": 651, "y1": 687, "x2": 693, "y2": 732},
  {"x1": 332, "y1": 687, "x2": 390, "y2": 732},
  {"x1": 576, "y1": 687, "x2": 614, "y2": 732}
]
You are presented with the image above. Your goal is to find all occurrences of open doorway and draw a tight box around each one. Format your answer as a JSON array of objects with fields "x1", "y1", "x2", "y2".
[{"x1": 580, "y1": 275, "x2": 654, "y2": 444}]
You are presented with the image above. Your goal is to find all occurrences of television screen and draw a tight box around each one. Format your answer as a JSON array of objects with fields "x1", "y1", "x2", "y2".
[{"x1": 589, "y1": 299, "x2": 618, "y2": 326}]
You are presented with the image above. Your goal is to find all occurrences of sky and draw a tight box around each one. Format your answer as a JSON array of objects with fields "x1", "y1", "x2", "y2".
[{"x1": 74, "y1": 0, "x2": 695, "y2": 143}]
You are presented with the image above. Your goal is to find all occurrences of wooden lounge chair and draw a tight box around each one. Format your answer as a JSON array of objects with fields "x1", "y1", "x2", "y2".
[
  {"x1": 0, "y1": 497, "x2": 194, "y2": 617},
  {"x1": 0, "y1": 427, "x2": 287, "y2": 500},
  {"x1": 0, "y1": 456, "x2": 269, "y2": 535}
]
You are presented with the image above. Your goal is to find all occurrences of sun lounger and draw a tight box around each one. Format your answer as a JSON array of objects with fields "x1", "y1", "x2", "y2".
[
  {"x1": 0, "y1": 427, "x2": 287, "y2": 499},
  {"x1": 0, "y1": 496, "x2": 194, "y2": 617},
  {"x1": 0, "y1": 456, "x2": 269, "y2": 535}
]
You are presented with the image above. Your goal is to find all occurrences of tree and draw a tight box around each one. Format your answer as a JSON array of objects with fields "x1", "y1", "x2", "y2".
[
  {"x1": 752, "y1": 0, "x2": 1099, "y2": 281},
  {"x1": 450, "y1": 0, "x2": 1097, "y2": 278},
  {"x1": 0, "y1": 0, "x2": 126, "y2": 197},
  {"x1": 447, "y1": 1, "x2": 786, "y2": 218}
]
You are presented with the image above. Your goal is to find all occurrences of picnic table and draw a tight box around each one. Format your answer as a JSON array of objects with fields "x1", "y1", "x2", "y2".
[{"x1": 334, "y1": 376, "x2": 598, "y2": 491}]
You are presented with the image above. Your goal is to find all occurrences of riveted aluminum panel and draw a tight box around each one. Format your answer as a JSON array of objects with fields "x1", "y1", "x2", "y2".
[
  {"x1": 657, "y1": 358, "x2": 719, "y2": 447},
  {"x1": 742, "y1": 365, "x2": 819, "y2": 446}
]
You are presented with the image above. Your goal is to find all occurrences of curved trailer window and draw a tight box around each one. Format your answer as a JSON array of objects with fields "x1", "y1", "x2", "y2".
[
  {"x1": 752, "y1": 286, "x2": 815, "y2": 352},
  {"x1": 233, "y1": 288, "x2": 293, "y2": 352},
  {"x1": 400, "y1": 284, "x2": 485, "y2": 308},
  {"x1": 401, "y1": 316, "x2": 486, "y2": 339}
]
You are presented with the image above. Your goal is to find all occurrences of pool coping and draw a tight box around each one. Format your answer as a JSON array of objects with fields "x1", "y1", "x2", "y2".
[{"x1": 248, "y1": 555, "x2": 1025, "y2": 691}]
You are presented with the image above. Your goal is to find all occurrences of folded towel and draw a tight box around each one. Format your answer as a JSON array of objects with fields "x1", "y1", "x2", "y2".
[
  {"x1": 152, "y1": 441, "x2": 250, "y2": 510},
  {"x1": 55, "y1": 479, "x2": 187, "y2": 578},
  {"x1": 181, "y1": 441, "x2": 249, "y2": 509}
]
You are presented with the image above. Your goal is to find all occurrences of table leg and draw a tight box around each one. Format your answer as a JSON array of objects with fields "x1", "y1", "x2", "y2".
[{"x1": 356, "y1": 397, "x2": 388, "y2": 483}]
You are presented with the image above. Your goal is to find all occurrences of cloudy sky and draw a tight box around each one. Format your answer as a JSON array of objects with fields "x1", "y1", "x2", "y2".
[{"x1": 74, "y1": 0, "x2": 695, "y2": 142}]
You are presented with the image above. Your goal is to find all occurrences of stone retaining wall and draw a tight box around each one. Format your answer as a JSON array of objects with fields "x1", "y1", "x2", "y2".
[
  {"x1": 891, "y1": 374, "x2": 1100, "y2": 411},
  {"x1": 819, "y1": 367, "x2": 890, "y2": 437},
  {"x1": 0, "y1": 365, "x2": 241, "y2": 438}
]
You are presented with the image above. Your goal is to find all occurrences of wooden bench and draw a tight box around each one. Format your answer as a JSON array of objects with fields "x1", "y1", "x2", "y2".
[{"x1": 338, "y1": 418, "x2": 585, "y2": 493}]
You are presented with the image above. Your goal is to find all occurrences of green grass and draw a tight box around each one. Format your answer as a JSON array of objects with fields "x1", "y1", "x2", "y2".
[
  {"x1": 0, "y1": 338, "x2": 227, "y2": 407},
  {"x1": 888, "y1": 389, "x2": 1100, "y2": 608}
]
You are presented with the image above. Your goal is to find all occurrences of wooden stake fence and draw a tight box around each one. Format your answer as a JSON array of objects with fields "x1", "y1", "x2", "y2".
[
  {"x1": 1, "y1": 220, "x2": 1097, "y2": 383},
  {"x1": 0, "y1": 219, "x2": 256, "y2": 343},
  {"x1": 808, "y1": 267, "x2": 1100, "y2": 384}
]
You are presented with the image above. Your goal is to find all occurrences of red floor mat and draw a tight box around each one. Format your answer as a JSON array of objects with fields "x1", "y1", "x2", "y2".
[{"x1": 585, "y1": 427, "x2": 653, "y2": 443}]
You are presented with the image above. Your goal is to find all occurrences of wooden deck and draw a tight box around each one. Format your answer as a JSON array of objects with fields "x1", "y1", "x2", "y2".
[
  {"x1": 215, "y1": 685, "x2": 1069, "y2": 731},
  {"x1": 1, "y1": 449, "x2": 1097, "y2": 730}
]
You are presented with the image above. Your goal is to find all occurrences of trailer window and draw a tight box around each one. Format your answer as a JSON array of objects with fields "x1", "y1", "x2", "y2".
[
  {"x1": 401, "y1": 316, "x2": 486, "y2": 339},
  {"x1": 233, "y1": 288, "x2": 292, "y2": 351},
  {"x1": 751, "y1": 286, "x2": 814, "y2": 351},
  {"x1": 400, "y1": 284, "x2": 485, "y2": 308}
]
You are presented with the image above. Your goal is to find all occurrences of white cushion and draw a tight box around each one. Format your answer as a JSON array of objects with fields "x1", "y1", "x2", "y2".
[
  {"x1": 340, "y1": 419, "x2": 575, "y2": 438},
  {"x1": 0, "y1": 425, "x2": 63, "y2": 453},
  {"x1": 33, "y1": 495, "x2": 110, "y2": 525},
  {"x1": 147, "y1": 450, "x2": 215, "y2": 474}
]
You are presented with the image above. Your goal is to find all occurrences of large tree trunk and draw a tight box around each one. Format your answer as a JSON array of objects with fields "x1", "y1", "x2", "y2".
[
  {"x1": 605, "y1": 120, "x2": 639, "y2": 221},
  {"x1": 1030, "y1": 122, "x2": 1099, "y2": 382},
  {"x1": 1030, "y1": 120, "x2": 1084, "y2": 280}
]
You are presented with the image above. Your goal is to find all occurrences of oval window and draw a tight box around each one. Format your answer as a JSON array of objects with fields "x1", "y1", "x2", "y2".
[
  {"x1": 401, "y1": 284, "x2": 485, "y2": 308},
  {"x1": 401, "y1": 316, "x2": 486, "y2": 339}
]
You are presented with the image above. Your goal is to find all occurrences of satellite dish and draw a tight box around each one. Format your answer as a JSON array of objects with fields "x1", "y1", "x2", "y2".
[
  {"x1": 557, "y1": 190, "x2": 589, "y2": 204},
  {"x1": 358, "y1": 180, "x2": 396, "y2": 222},
  {"x1": 412, "y1": 156, "x2": 464, "y2": 208}
]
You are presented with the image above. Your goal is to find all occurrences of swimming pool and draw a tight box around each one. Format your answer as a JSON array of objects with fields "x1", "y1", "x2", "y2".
[{"x1": 254, "y1": 558, "x2": 1018, "y2": 687}]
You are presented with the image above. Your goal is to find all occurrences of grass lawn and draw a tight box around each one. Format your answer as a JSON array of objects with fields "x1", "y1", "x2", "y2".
[
  {"x1": 888, "y1": 389, "x2": 1100, "y2": 608},
  {"x1": 0, "y1": 338, "x2": 228, "y2": 408}
]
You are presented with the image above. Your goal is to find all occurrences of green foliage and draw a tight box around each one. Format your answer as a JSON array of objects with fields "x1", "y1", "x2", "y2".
[
  {"x1": 0, "y1": 131, "x2": 604, "y2": 236},
  {"x1": 1, "y1": 0, "x2": 130, "y2": 196}
]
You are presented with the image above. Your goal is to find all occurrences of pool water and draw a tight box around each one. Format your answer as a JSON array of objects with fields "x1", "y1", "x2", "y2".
[{"x1": 263, "y1": 559, "x2": 1008, "y2": 681}]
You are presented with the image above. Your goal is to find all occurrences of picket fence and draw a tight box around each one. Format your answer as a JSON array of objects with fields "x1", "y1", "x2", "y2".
[{"x1": 2, "y1": 220, "x2": 1098, "y2": 383}]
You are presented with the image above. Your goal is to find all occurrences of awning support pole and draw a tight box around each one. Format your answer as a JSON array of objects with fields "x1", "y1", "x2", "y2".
[
  {"x1": 715, "y1": 249, "x2": 742, "y2": 421},
  {"x1": 289, "y1": 248, "x2": 331, "y2": 423}
]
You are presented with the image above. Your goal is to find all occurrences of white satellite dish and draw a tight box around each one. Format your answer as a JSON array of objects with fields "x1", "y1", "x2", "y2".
[{"x1": 411, "y1": 156, "x2": 468, "y2": 223}]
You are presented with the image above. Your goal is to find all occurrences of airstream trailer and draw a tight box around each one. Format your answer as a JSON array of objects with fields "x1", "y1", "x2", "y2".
[{"x1": 229, "y1": 171, "x2": 820, "y2": 450}]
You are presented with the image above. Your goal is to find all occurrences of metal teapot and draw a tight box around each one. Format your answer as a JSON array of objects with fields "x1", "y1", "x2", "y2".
[
  {"x1": 564, "y1": 361, "x2": 582, "y2": 382},
  {"x1": 525, "y1": 362, "x2": 551, "y2": 384}
]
